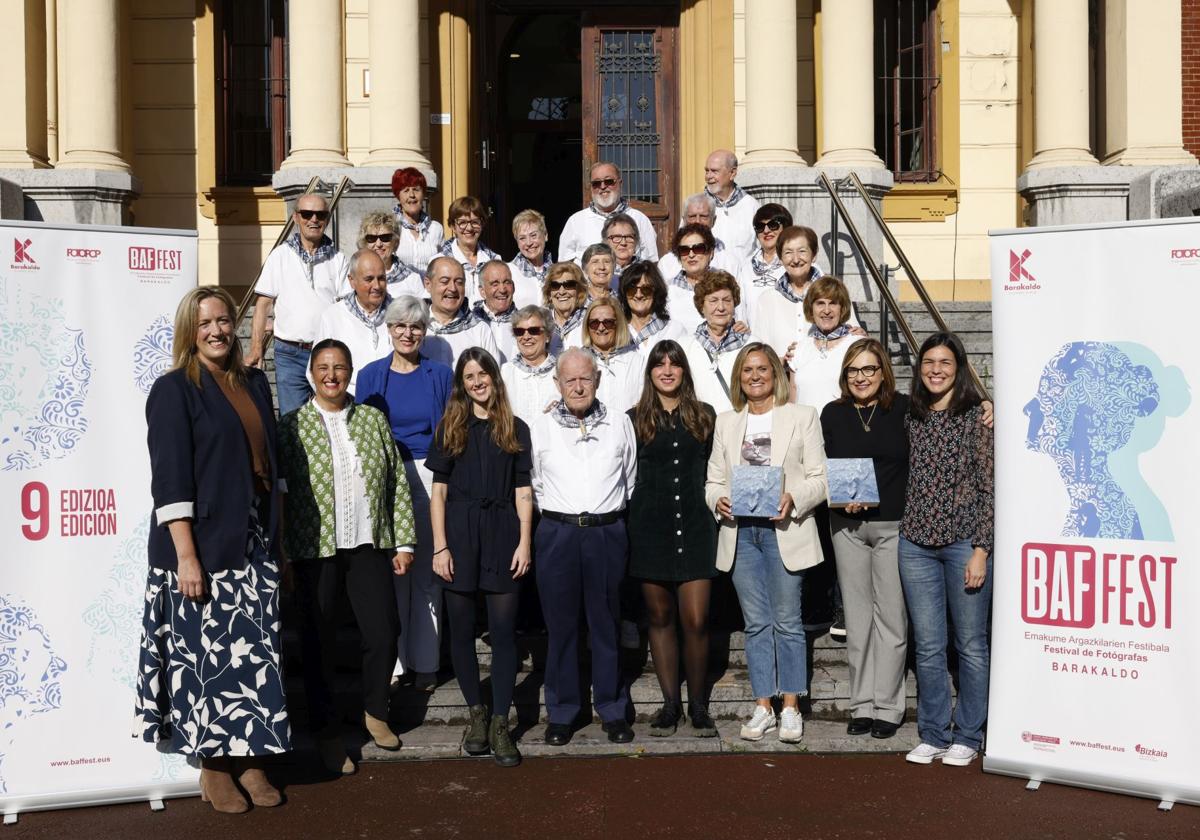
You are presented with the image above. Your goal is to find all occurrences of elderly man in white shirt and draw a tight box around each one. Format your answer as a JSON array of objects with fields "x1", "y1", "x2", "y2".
[
  {"x1": 656, "y1": 192, "x2": 740, "y2": 280},
  {"x1": 559, "y1": 162, "x2": 659, "y2": 263},
  {"x1": 472, "y1": 260, "x2": 519, "y2": 363},
  {"x1": 422, "y1": 255, "x2": 501, "y2": 368},
  {"x1": 316, "y1": 249, "x2": 393, "y2": 394},
  {"x1": 248, "y1": 192, "x2": 349, "y2": 415},
  {"x1": 530, "y1": 348, "x2": 637, "y2": 746},
  {"x1": 705, "y1": 149, "x2": 761, "y2": 264}
]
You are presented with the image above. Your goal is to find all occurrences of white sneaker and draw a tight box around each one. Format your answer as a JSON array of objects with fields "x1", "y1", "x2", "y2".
[
  {"x1": 739, "y1": 706, "x2": 777, "y2": 741},
  {"x1": 942, "y1": 744, "x2": 978, "y2": 766},
  {"x1": 620, "y1": 620, "x2": 640, "y2": 649},
  {"x1": 778, "y1": 707, "x2": 804, "y2": 743},
  {"x1": 905, "y1": 742, "x2": 949, "y2": 764}
]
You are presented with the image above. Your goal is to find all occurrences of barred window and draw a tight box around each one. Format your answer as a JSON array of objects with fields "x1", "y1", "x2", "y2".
[{"x1": 874, "y1": 0, "x2": 940, "y2": 182}]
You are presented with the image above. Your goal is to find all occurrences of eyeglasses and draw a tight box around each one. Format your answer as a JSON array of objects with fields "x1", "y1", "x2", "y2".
[
  {"x1": 754, "y1": 219, "x2": 785, "y2": 233},
  {"x1": 628, "y1": 284, "x2": 655, "y2": 297},
  {"x1": 547, "y1": 280, "x2": 578, "y2": 292},
  {"x1": 297, "y1": 209, "x2": 330, "y2": 221},
  {"x1": 390, "y1": 323, "x2": 425, "y2": 334},
  {"x1": 590, "y1": 177, "x2": 618, "y2": 189},
  {"x1": 512, "y1": 326, "x2": 545, "y2": 337},
  {"x1": 364, "y1": 233, "x2": 394, "y2": 244},
  {"x1": 607, "y1": 233, "x2": 637, "y2": 245},
  {"x1": 588, "y1": 318, "x2": 617, "y2": 330},
  {"x1": 676, "y1": 243, "x2": 711, "y2": 257},
  {"x1": 845, "y1": 365, "x2": 881, "y2": 379},
  {"x1": 454, "y1": 218, "x2": 483, "y2": 230}
]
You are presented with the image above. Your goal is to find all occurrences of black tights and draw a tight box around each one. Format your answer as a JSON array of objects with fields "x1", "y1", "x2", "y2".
[
  {"x1": 443, "y1": 589, "x2": 520, "y2": 717},
  {"x1": 642, "y1": 578, "x2": 711, "y2": 708}
]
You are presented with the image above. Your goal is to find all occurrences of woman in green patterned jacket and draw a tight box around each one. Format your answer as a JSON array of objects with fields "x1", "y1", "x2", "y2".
[{"x1": 278, "y1": 338, "x2": 416, "y2": 776}]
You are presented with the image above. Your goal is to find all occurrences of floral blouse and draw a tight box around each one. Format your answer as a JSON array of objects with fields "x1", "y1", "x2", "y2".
[{"x1": 901, "y1": 403, "x2": 994, "y2": 552}]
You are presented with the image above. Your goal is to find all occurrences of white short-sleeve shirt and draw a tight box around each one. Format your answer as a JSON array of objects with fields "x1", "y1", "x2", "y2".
[{"x1": 254, "y1": 243, "x2": 349, "y2": 343}]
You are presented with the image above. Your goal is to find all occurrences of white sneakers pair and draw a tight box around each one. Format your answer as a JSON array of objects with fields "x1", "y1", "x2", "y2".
[
  {"x1": 905, "y1": 742, "x2": 978, "y2": 766},
  {"x1": 739, "y1": 706, "x2": 804, "y2": 743}
]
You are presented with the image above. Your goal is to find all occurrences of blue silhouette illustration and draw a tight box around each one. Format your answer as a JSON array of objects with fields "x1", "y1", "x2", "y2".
[{"x1": 1024, "y1": 341, "x2": 1189, "y2": 541}]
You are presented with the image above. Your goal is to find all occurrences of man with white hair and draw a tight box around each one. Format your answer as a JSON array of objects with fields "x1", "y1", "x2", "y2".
[
  {"x1": 559, "y1": 162, "x2": 659, "y2": 263},
  {"x1": 472, "y1": 260, "x2": 519, "y2": 363},
  {"x1": 422, "y1": 255, "x2": 500, "y2": 368},
  {"x1": 315, "y1": 249, "x2": 392, "y2": 393},
  {"x1": 705, "y1": 149, "x2": 761, "y2": 263},
  {"x1": 530, "y1": 348, "x2": 637, "y2": 746},
  {"x1": 656, "y1": 192, "x2": 740, "y2": 279}
]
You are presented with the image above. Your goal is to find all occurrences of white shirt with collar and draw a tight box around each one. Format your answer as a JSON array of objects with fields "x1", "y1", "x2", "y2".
[
  {"x1": 315, "y1": 300, "x2": 392, "y2": 394},
  {"x1": 444, "y1": 239, "x2": 501, "y2": 305},
  {"x1": 752, "y1": 278, "x2": 862, "y2": 363},
  {"x1": 666, "y1": 284, "x2": 704, "y2": 335},
  {"x1": 395, "y1": 217, "x2": 445, "y2": 276},
  {"x1": 422, "y1": 317, "x2": 501, "y2": 369},
  {"x1": 530, "y1": 403, "x2": 638, "y2": 515},
  {"x1": 629, "y1": 317, "x2": 688, "y2": 368},
  {"x1": 506, "y1": 257, "x2": 549, "y2": 309},
  {"x1": 500, "y1": 357, "x2": 560, "y2": 427},
  {"x1": 254, "y1": 243, "x2": 349, "y2": 343},
  {"x1": 709, "y1": 186, "x2": 761, "y2": 264},
  {"x1": 478, "y1": 307, "x2": 518, "y2": 364},
  {"x1": 736, "y1": 250, "x2": 786, "y2": 331},
  {"x1": 559, "y1": 204, "x2": 659, "y2": 263},
  {"x1": 590, "y1": 349, "x2": 644, "y2": 415}
]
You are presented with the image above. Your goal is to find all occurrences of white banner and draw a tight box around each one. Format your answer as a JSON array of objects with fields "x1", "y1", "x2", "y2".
[
  {"x1": 985, "y1": 217, "x2": 1200, "y2": 804},
  {"x1": 0, "y1": 220, "x2": 199, "y2": 815}
]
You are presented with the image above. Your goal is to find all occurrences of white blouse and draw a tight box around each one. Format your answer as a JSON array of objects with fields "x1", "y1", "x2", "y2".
[
  {"x1": 395, "y1": 217, "x2": 445, "y2": 277},
  {"x1": 500, "y1": 358, "x2": 560, "y2": 426},
  {"x1": 315, "y1": 403, "x2": 374, "y2": 550}
]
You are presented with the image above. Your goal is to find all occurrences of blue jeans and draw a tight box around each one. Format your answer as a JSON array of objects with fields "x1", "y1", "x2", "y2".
[
  {"x1": 731, "y1": 521, "x2": 807, "y2": 698},
  {"x1": 898, "y1": 537, "x2": 992, "y2": 750},
  {"x1": 274, "y1": 338, "x2": 312, "y2": 416}
]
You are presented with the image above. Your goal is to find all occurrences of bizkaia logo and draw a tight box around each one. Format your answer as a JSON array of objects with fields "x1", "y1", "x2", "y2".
[
  {"x1": 1004, "y1": 248, "x2": 1040, "y2": 292},
  {"x1": 1021, "y1": 542, "x2": 1176, "y2": 629},
  {"x1": 1169, "y1": 247, "x2": 1200, "y2": 263},
  {"x1": 1135, "y1": 744, "x2": 1168, "y2": 759},
  {"x1": 128, "y1": 246, "x2": 183, "y2": 273},
  {"x1": 65, "y1": 247, "x2": 102, "y2": 263},
  {"x1": 11, "y1": 237, "x2": 39, "y2": 270},
  {"x1": 1021, "y1": 731, "x2": 1061, "y2": 746}
]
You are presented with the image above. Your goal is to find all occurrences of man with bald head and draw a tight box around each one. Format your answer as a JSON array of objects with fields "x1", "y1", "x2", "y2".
[
  {"x1": 421, "y1": 254, "x2": 500, "y2": 368},
  {"x1": 704, "y1": 149, "x2": 761, "y2": 264},
  {"x1": 472, "y1": 260, "x2": 519, "y2": 363},
  {"x1": 315, "y1": 249, "x2": 392, "y2": 394},
  {"x1": 559, "y1": 162, "x2": 660, "y2": 264},
  {"x1": 249, "y1": 192, "x2": 350, "y2": 414}
]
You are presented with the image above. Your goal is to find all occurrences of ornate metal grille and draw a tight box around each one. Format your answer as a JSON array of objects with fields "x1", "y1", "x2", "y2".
[
  {"x1": 875, "y1": 0, "x2": 939, "y2": 182},
  {"x1": 595, "y1": 30, "x2": 662, "y2": 203}
]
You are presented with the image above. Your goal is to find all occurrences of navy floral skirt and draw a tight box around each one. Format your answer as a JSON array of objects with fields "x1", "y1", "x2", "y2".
[{"x1": 133, "y1": 503, "x2": 291, "y2": 757}]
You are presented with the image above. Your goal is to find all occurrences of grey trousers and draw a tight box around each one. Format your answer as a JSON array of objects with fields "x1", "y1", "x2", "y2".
[{"x1": 829, "y1": 512, "x2": 907, "y2": 723}]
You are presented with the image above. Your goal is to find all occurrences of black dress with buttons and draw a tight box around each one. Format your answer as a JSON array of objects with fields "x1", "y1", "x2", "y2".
[
  {"x1": 626, "y1": 405, "x2": 719, "y2": 582},
  {"x1": 424, "y1": 415, "x2": 533, "y2": 594}
]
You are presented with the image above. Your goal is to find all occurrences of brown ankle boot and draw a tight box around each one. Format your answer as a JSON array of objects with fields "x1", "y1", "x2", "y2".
[
  {"x1": 200, "y1": 757, "x2": 249, "y2": 814},
  {"x1": 234, "y1": 756, "x2": 283, "y2": 807},
  {"x1": 364, "y1": 712, "x2": 401, "y2": 750}
]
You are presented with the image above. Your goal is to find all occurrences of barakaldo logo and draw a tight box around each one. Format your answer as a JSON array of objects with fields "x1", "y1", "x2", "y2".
[
  {"x1": 66, "y1": 248, "x2": 101, "y2": 262},
  {"x1": 1021, "y1": 542, "x2": 1175, "y2": 629},
  {"x1": 11, "y1": 237, "x2": 39, "y2": 270},
  {"x1": 1135, "y1": 743, "x2": 1168, "y2": 758},
  {"x1": 1004, "y1": 248, "x2": 1041, "y2": 292},
  {"x1": 128, "y1": 246, "x2": 183, "y2": 273}
]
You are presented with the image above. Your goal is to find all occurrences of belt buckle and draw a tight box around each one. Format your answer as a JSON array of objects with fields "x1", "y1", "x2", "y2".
[{"x1": 577, "y1": 513, "x2": 596, "y2": 528}]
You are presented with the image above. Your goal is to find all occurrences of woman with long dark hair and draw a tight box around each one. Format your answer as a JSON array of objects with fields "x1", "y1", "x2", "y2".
[
  {"x1": 901, "y1": 332, "x2": 994, "y2": 768},
  {"x1": 426, "y1": 347, "x2": 533, "y2": 767},
  {"x1": 627, "y1": 340, "x2": 719, "y2": 736}
]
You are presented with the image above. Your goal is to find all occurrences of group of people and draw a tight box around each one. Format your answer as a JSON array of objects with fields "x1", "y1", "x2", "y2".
[{"x1": 135, "y1": 151, "x2": 995, "y2": 814}]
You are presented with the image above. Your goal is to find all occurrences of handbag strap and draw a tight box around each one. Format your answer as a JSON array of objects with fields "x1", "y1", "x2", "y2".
[{"x1": 704, "y1": 347, "x2": 732, "y2": 401}]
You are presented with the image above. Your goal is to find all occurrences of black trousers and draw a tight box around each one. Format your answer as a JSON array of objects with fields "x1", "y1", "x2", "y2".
[{"x1": 296, "y1": 545, "x2": 400, "y2": 733}]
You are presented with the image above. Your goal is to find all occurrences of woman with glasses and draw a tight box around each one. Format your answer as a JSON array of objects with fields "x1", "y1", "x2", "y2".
[
  {"x1": 441, "y1": 196, "x2": 501, "y2": 304},
  {"x1": 357, "y1": 209, "x2": 424, "y2": 299},
  {"x1": 356, "y1": 295, "x2": 454, "y2": 694},
  {"x1": 619, "y1": 261, "x2": 685, "y2": 363},
  {"x1": 581, "y1": 297, "x2": 643, "y2": 414},
  {"x1": 542, "y1": 261, "x2": 588, "y2": 354},
  {"x1": 391, "y1": 167, "x2": 444, "y2": 276},
  {"x1": 603, "y1": 213, "x2": 641, "y2": 285},
  {"x1": 680, "y1": 271, "x2": 753, "y2": 414},
  {"x1": 736, "y1": 203, "x2": 792, "y2": 328},
  {"x1": 500, "y1": 304, "x2": 559, "y2": 426},
  {"x1": 508, "y1": 209, "x2": 553, "y2": 308},
  {"x1": 665, "y1": 223, "x2": 717, "y2": 334},
  {"x1": 582, "y1": 242, "x2": 617, "y2": 302},
  {"x1": 819, "y1": 338, "x2": 910, "y2": 742}
]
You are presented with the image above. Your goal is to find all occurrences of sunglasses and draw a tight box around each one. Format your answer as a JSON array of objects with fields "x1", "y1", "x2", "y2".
[
  {"x1": 588, "y1": 318, "x2": 617, "y2": 330},
  {"x1": 547, "y1": 280, "x2": 578, "y2": 292},
  {"x1": 512, "y1": 326, "x2": 546, "y2": 337},
  {"x1": 628, "y1": 284, "x2": 655, "y2": 297},
  {"x1": 364, "y1": 233, "x2": 394, "y2": 244},
  {"x1": 676, "y1": 243, "x2": 711, "y2": 257},
  {"x1": 297, "y1": 209, "x2": 330, "y2": 221},
  {"x1": 590, "y1": 177, "x2": 618, "y2": 189},
  {"x1": 754, "y1": 219, "x2": 786, "y2": 233}
]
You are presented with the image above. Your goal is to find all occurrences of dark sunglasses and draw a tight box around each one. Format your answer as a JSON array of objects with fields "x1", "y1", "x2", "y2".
[
  {"x1": 364, "y1": 233, "x2": 394, "y2": 244},
  {"x1": 588, "y1": 318, "x2": 617, "y2": 330},
  {"x1": 628, "y1": 284, "x2": 655, "y2": 296},
  {"x1": 512, "y1": 326, "x2": 545, "y2": 337},
  {"x1": 297, "y1": 209, "x2": 330, "y2": 221},
  {"x1": 754, "y1": 218, "x2": 786, "y2": 233},
  {"x1": 547, "y1": 280, "x2": 579, "y2": 291},
  {"x1": 590, "y1": 177, "x2": 618, "y2": 189},
  {"x1": 676, "y1": 243, "x2": 711, "y2": 257}
]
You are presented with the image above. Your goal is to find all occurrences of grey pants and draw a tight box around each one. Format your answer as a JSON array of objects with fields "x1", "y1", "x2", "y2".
[{"x1": 830, "y1": 512, "x2": 907, "y2": 723}]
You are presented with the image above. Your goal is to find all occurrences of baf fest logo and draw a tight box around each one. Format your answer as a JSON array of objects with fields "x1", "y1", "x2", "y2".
[{"x1": 1018, "y1": 341, "x2": 1189, "y2": 695}]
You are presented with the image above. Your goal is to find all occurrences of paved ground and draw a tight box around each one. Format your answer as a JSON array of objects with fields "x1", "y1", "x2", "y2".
[{"x1": 6, "y1": 750, "x2": 1196, "y2": 839}]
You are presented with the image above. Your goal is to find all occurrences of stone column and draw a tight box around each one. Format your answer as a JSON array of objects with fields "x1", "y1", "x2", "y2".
[
  {"x1": 740, "y1": 0, "x2": 806, "y2": 168},
  {"x1": 1103, "y1": 0, "x2": 1197, "y2": 165},
  {"x1": 815, "y1": 0, "x2": 884, "y2": 169},
  {"x1": 56, "y1": 0, "x2": 127, "y2": 171},
  {"x1": 280, "y1": 0, "x2": 351, "y2": 169},
  {"x1": 1025, "y1": 0, "x2": 1096, "y2": 168},
  {"x1": 0, "y1": 0, "x2": 49, "y2": 168},
  {"x1": 365, "y1": 0, "x2": 431, "y2": 169}
]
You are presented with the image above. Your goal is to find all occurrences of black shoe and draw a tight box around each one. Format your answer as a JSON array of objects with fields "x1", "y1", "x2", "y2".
[
  {"x1": 829, "y1": 609, "x2": 847, "y2": 643},
  {"x1": 601, "y1": 720, "x2": 634, "y2": 743},
  {"x1": 648, "y1": 702, "x2": 682, "y2": 737},
  {"x1": 489, "y1": 715, "x2": 521, "y2": 768},
  {"x1": 871, "y1": 719, "x2": 901, "y2": 739},
  {"x1": 846, "y1": 717, "x2": 874, "y2": 736},
  {"x1": 688, "y1": 704, "x2": 718, "y2": 738},
  {"x1": 464, "y1": 704, "x2": 490, "y2": 755},
  {"x1": 544, "y1": 723, "x2": 573, "y2": 746}
]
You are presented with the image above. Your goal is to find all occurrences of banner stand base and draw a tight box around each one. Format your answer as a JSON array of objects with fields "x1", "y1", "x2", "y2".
[
  {"x1": 1025, "y1": 780, "x2": 1041, "y2": 791},
  {"x1": 4, "y1": 813, "x2": 17, "y2": 825},
  {"x1": 1159, "y1": 801, "x2": 1175, "y2": 812},
  {"x1": 149, "y1": 799, "x2": 164, "y2": 812}
]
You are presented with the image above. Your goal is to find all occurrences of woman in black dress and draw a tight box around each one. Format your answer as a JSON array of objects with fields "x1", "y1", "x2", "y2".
[
  {"x1": 427, "y1": 347, "x2": 533, "y2": 767},
  {"x1": 627, "y1": 340, "x2": 719, "y2": 736}
]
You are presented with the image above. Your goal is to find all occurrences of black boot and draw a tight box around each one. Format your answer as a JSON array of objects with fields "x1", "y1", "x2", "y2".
[
  {"x1": 688, "y1": 703, "x2": 718, "y2": 738},
  {"x1": 464, "y1": 704, "x2": 490, "y2": 755},
  {"x1": 648, "y1": 701, "x2": 682, "y2": 737},
  {"x1": 489, "y1": 715, "x2": 522, "y2": 768}
]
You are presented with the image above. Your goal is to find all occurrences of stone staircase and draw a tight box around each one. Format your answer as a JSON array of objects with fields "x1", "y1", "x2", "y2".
[{"x1": 856, "y1": 301, "x2": 994, "y2": 395}]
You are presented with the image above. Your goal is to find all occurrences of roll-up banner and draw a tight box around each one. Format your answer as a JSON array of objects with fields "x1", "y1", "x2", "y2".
[
  {"x1": 0, "y1": 220, "x2": 199, "y2": 816},
  {"x1": 985, "y1": 216, "x2": 1200, "y2": 805}
]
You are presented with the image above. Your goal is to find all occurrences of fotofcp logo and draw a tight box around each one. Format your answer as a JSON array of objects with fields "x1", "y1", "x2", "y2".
[
  {"x1": 1170, "y1": 247, "x2": 1200, "y2": 263},
  {"x1": 66, "y1": 248, "x2": 102, "y2": 263}
]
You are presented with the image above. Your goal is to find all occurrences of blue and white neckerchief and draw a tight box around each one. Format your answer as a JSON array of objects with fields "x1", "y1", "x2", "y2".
[
  {"x1": 589, "y1": 197, "x2": 630, "y2": 219},
  {"x1": 588, "y1": 343, "x2": 638, "y2": 366},
  {"x1": 512, "y1": 353, "x2": 556, "y2": 376},
  {"x1": 630, "y1": 314, "x2": 669, "y2": 348},
  {"x1": 513, "y1": 251, "x2": 553, "y2": 281},
  {"x1": 428, "y1": 307, "x2": 480, "y2": 336},
  {"x1": 554, "y1": 307, "x2": 585, "y2": 342},
  {"x1": 776, "y1": 265, "x2": 822, "y2": 304},
  {"x1": 472, "y1": 300, "x2": 515, "y2": 324},
  {"x1": 750, "y1": 249, "x2": 784, "y2": 286},
  {"x1": 551, "y1": 398, "x2": 608, "y2": 441},
  {"x1": 808, "y1": 322, "x2": 853, "y2": 358},
  {"x1": 440, "y1": 238, "x2": 501, "y2": 265},
  {"x1": 286, "y1": 232, "x2": 338, "y2": 284},
  {"x1": 707, "y1": 184, "x2": 747, "y2": 209},
  {"x1": 668, "y1": 271, "x2": 694, "y2": 292},
  {"x1": 694, "y1": 322, "x2": 748, "y2": 357},
  {"x1": 344, "y1": 293, "x2": 392, "y2": 347},
  {"x1": 394, "y1": 207, "x2": 432, "y2": 237},
  {"x1": 387, "y1": 255, "x2": 422, "y2": 284}
]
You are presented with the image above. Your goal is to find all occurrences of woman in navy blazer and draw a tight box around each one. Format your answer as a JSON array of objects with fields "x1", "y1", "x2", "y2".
[{"x1": 134, "y1": 287, "x2": 291, "y2": 814}]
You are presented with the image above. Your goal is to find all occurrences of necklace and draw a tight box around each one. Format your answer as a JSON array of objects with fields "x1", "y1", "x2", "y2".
[{"x1": 855, "y1": 402, "x2": 878, "y2": 432}]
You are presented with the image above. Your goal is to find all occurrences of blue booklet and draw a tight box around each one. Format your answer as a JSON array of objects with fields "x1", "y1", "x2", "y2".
[
  {"x1": 731, "y1": 465, "x2": 784, "y2": 517},
  {"x1": 827, "y1": 458, "x2": 880, "y2": 508}
]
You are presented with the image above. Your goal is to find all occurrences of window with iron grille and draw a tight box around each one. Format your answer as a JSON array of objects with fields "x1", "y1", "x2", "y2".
[
  {"x1": 216, "y1": 0, "x2": 289, "y2": 186},
  {"x1": 874, "y1": 0, "x2": 940, "y2": 182}
]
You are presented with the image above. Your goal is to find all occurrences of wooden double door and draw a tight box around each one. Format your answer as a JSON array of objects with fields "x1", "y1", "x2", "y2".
[{"x1": 475, "y1": 2, "x2": 679, "y2": 257}]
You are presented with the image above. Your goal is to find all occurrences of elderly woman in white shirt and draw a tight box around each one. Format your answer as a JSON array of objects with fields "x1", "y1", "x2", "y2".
[
  {"x1": 317, "y1": 249, "x2": 393, "y2": 394},
  {"x1": 508, "y1": 209, "x2": 553, "y2": 308},
  {"x1": 582, "y1": 242, "x2": 617, "y2": 303},
  {"x1": 543, "y1": 261, "x2": 588, "y2": 354},
  {"x1": 580, "y1": 297, "x2": 643, "y2": 414},
  {"x1": 680, "y1": 271, "x2": 754, "y2": 414},
  {"x1": 500, "y1": 304, "x2": 559, "y2": 426},
  {"x1": 358, "y1": 209, "x2": 424, "y2": 299},
  {"x1": 391, "y1": 167, "x2": 444, "y2": 275},
  {"x1": 619, "y1": 261, "x2": 686, "y2": 364},
  {"x1": 789, "y1": 275, "x2": 859, "y2": 411},
  {"x1": 736, "y1": 203, "x2": 792, "y2": 329}
]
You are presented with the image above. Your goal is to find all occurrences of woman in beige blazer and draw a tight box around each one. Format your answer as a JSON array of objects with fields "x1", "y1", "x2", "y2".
[{"x1": 705, "y1": 342, "x2": 827, "y2": 745}]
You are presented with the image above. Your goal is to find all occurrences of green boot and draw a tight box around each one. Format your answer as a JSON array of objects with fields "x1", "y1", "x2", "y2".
[
  {"x1": 489, "y1": 715, "x2": 521, "y2": 768},
  {"x1": 464, "y1": 704, "x2": 490, "y2": 755}
]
